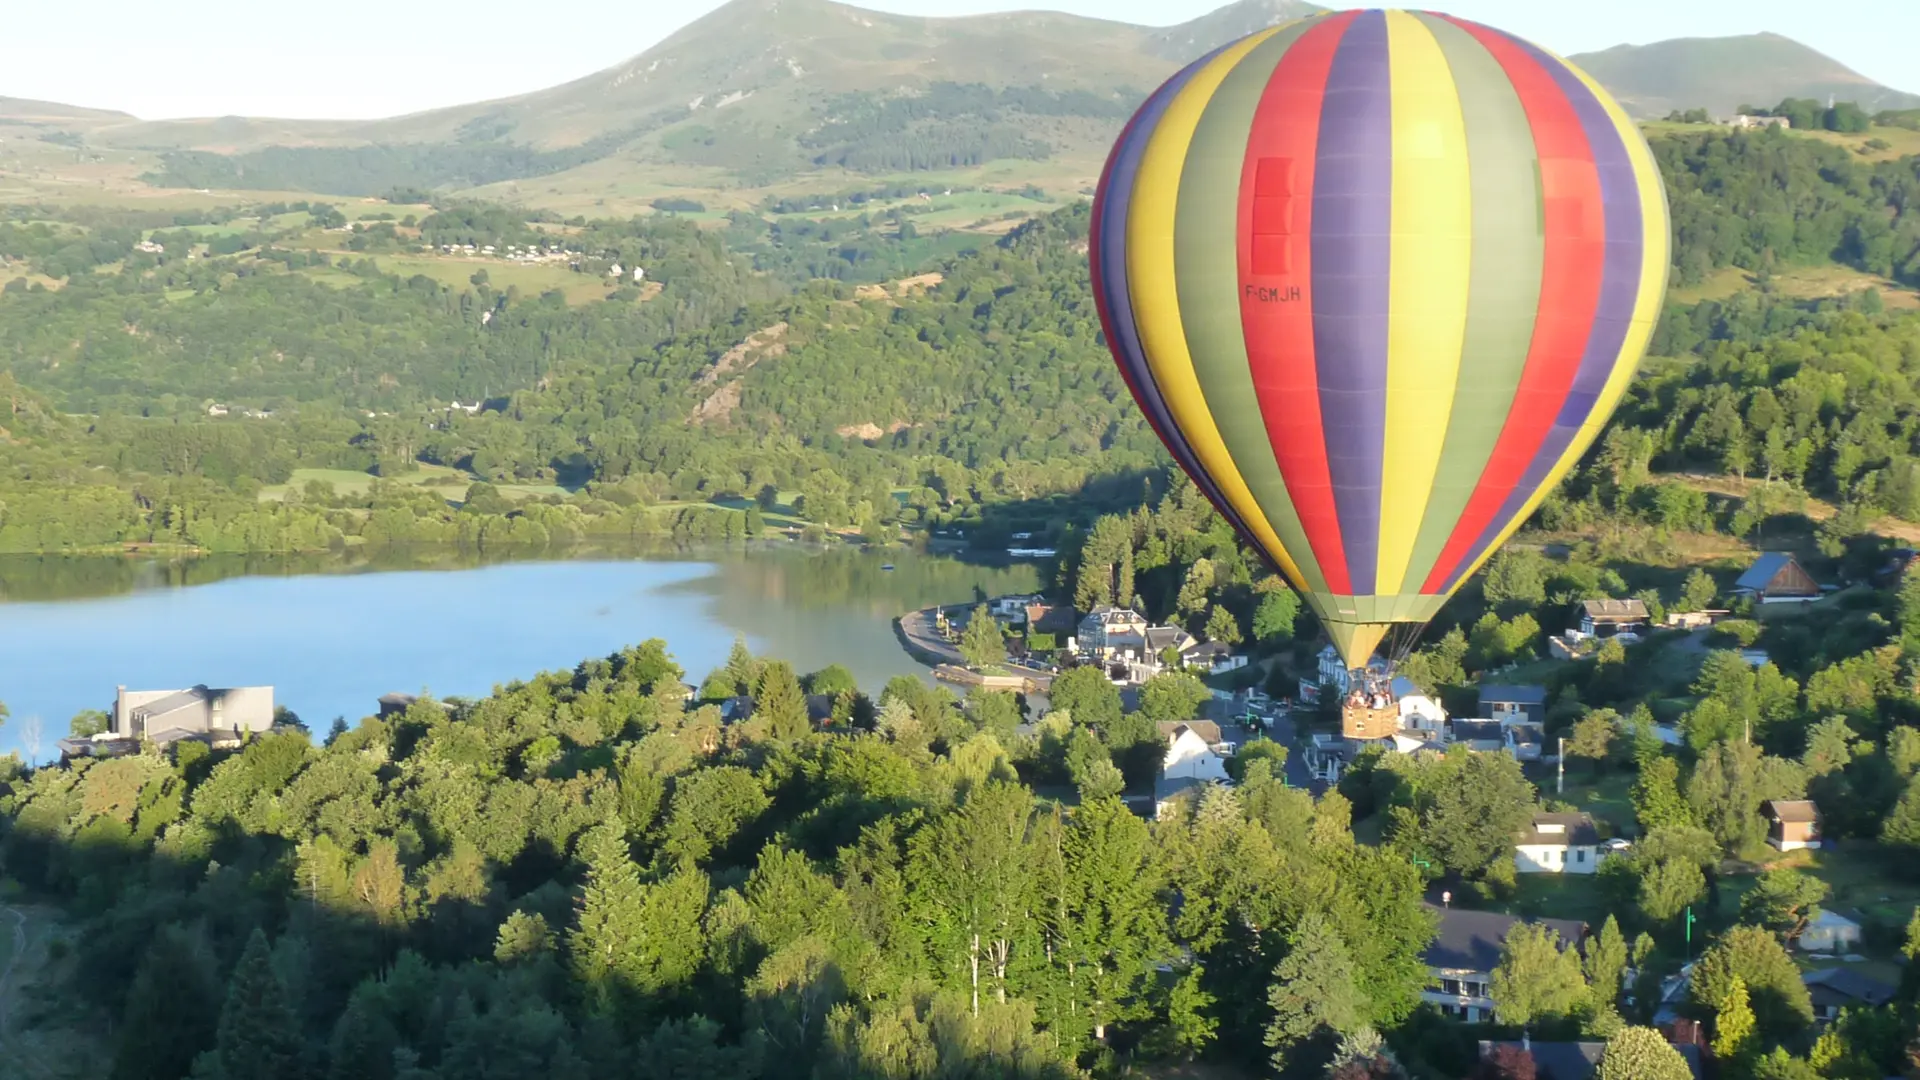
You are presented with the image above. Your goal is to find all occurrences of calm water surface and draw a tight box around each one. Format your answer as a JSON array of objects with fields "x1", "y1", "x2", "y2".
[{"x1": 0, "y1": 546, "x2": 1040, "y2": 757}]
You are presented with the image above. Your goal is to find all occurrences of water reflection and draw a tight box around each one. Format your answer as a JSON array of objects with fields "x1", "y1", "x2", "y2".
[{"x1": 0, "y1": 544, "x2": 1042, "y2": 757}]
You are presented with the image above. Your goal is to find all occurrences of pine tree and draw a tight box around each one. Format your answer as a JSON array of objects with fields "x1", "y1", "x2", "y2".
[
  {"x1": 1712, "y1": 977, "x2": 1756, "y2": 1060},
  {"x1": 723, "y1": 636, "x2": 760, "y2": 696},
  {"x1": 753, "y1": 661, "x2": 810, "y2": 740},
  {"x1": 111, "y1": 930, "x2": 219, "y2": 1080},
  {"x1": 958, "y1": 605, "x2": 1005, "y2": 671},
  {"x1": 495, "y1": 910, "x2": 554, "y2": 965},
  {"x1": 1266, "y1": 913, "x2": 1365, "y2": 1070},
  {"x1": 1632, "y1": 755, "x2": 1693, "y2": 832},
  {"x1": 327, "y1": 984, "x2": 398, "y2": 1080},
  {"x1": 1166, "y1": 969, "x2": 1217, "y2": 1060},
  {"x1": 209, "y1": 928, "x2": 306, "y2": 1080},
  {"x1": 1884, "y1": 773, "x2": 1920, "y2": 850},
  {"x1": 1061, "y1": 795, "x2": 1166, "y2": 1041},
  {"x1": 1583, "y1": 915, "x2": 1629, "y2": 1020},
  {"x1": 570, "y1": 821, "x2": 647, "y2": 1015},
  {"x1": 1203, "y1": 605, "x2": 1242, "y2": 645}
]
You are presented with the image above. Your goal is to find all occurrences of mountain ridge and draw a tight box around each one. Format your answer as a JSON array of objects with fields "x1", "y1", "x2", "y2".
[
  {"x1": 4, "y1": 0, "x2": 1916, "y2": 205},
  {"x1": 1566, "y1": 31, "x2": 1920, "y2": 118}
]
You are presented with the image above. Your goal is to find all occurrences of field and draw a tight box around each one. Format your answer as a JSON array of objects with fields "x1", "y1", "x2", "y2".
[
  {"x1": 1669, "y1": 263, "x2": 1920, "y2": 310},
  {"x1": 258, "y1": 466, "x2": 567, "y2": 504},
  {"x1": 306, "y1": 253, "x2": 612, "y2": 305},
  {"x1": 1795, "y1": 123, "x2": 1920, "y2": 163},
  {"x1": 466, "y1": 154, "x2": 1092, "y2": 221},
  {"x1": 1761, "y1": 845, "x2": 1920, "y2": 930}
]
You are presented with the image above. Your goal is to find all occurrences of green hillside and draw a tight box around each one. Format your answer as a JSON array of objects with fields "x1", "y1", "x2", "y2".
[{"x1": 1567, "y1": 32, "x2": 1920, "y2": 119}]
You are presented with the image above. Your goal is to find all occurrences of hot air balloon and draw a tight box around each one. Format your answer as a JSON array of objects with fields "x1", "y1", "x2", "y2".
[{"x1": 1090, "y1": 8, "x2": 1669, "y2": 690}]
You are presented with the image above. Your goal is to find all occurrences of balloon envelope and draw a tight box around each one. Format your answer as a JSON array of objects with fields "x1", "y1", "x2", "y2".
[{"x1": 1090, "y1": 8, "x2": 1669, "y2": 667}]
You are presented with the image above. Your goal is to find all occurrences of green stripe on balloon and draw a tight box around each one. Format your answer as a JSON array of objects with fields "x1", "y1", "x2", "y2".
[
  {"x1": 1173, "y1": 19, "x2": 1328, "y2": 595},
  {"x1": 1399, "y1": 12, "x2": 1546, "y2": 594}
]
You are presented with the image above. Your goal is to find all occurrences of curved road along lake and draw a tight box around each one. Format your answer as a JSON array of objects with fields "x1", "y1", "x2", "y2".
[{"x1": 0, "y1": 547, "x2": 1040, "y2": 759}]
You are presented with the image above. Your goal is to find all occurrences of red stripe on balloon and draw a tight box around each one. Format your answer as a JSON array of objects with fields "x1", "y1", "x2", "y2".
[
  {"x1": 1419, "y1": 17, "x2": 1608, "y2": 594},
  {"x1": 1238, "y1": 10, "x2": 1359, "y2": 596}
]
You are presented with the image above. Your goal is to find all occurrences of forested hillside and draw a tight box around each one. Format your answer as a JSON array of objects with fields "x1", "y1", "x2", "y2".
[
  {"x1": 9, "y1": 126, "x2": 1920, "y2": 563},
  {"x1": 0, "y1": 638, "x2": 1441, "y2": 1080}
]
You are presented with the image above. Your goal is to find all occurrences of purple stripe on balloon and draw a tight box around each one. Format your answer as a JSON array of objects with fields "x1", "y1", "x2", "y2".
[
  {"x1": 1310, "y1": 9, "x2": 1392, "y2": 596},
  {"x1": 1096, "y1": 45, "x2": 1258, "y2": 544},
  {"x1": 1443, "y1": 38, "x2": 1645, "y2": 592}
]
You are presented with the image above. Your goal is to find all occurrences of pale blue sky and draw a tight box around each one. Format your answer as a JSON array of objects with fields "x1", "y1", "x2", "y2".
[{"x1": 3, "y1": 0, "x2": 1913, "y2": 120}]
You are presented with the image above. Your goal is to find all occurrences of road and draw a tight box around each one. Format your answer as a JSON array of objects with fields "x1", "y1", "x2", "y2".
[
  {"x1": 896, "y1": 607, "x2": 965, "y2": 667},
  {"x1": 1205, "y1": 695, "x2": 1316, "y2": 792}
]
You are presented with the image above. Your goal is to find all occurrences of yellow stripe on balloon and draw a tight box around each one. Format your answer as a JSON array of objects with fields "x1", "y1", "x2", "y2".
[
  {"x1": 1375, "y1": 10, "x2": 1472, "y2": 594},
  {"x1": 1125, "y1": 26, "x2": 1309, "y2": 588},
  {"x1": 1441, "y1": 52, "x2": 1670, "y2": 591}
]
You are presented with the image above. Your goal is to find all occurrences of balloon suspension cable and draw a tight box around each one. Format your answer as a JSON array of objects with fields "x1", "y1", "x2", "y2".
[{"x1": 1386, "y1": 623, "x2": 1426, "y2": 672}]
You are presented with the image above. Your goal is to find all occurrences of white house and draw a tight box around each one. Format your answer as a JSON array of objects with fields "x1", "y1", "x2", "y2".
[
  {"x1": 1159, "y1": 721, "x2": 1231, "y2": 782},
  {"x1": 989, "y1": 593, "x2": 1046, "y2": 620},
  {"x1": 1180, "y1": 640, "x2": 1246, "y2": 676},
  {"x1": 1504, "y1": 721, "x2": 1547, "y2": 762},
  {"x1": 1798, "y1": 910, "x2": 1861, "y2": 954},
  {"x1": 1576, "y1": 598, "x2": 1649, "y2": 639},
  {"x1": 1449, "y1": 718, "x2": 1506, "y2": 753},
  {"x1": 1515, "y1": 812, "x2": 1603, "y2": 875},
  {"x1": 1317, "y1": 644, "x2": 1387, "y2": 695},
  {"x1": 1478, "y1": 685, "x2": 1548, "y2": 726},
  {"x1": 1153, "y1": 720, "x2": 1232, "y2": 819},
  {"x1": 1077, "y1": 606, "x2": 1149, "y2": 657},
  {"x1": 1396, "y1": 677, "x2": 1447, "y2": 738}
]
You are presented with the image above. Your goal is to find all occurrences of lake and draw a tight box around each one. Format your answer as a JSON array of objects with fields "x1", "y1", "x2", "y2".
[{"x1": 0, "y1": 545, "x2": 1041, "y2": 759}]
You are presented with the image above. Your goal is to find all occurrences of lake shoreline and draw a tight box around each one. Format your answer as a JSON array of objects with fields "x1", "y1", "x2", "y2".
[{"x1": 0, "y1": 547, "x2": 1044, "y2": 757}]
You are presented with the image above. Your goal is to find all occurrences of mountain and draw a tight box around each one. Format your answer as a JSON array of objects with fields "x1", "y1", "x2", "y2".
[
  {"x1": 1141, "y1": 0, "x2": 1325, "y2": 61},
  {"x1": 0, "y1": 96, "x2": 131, "y2": 122},
  {"x1": 1567, "y1": 33, "x2": 1920, "y2": 118},
  {"x1": 6, "y1": 0, "x2": 1920, "y2": 206}
]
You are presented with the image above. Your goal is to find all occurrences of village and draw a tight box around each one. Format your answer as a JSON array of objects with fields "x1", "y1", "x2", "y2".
[{"x1": 892, "y1": 540, "x2": 1908, "y2": 1078}]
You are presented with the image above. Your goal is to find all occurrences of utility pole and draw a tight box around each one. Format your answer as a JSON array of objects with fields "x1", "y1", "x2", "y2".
[
  {"x1": 1684, "y1": 906, "x2": 1697, "y2": 961},
  {"x1": 1557, "y1": 737, "x2": 1565, "y2": 795}
]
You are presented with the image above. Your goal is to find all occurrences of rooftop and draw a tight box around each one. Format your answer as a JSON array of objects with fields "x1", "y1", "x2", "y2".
[
  {"x1": 1450, "y1": 718, "x2": 1505, "y2": 742},
  {"x1": 1160, "y1": 720, "x2": 1224, "y2": 746},
  {"x1": 1183, "y1": 640, "x2": 1235, "y2": 660},
  {"x1": 1507, "y1": 721, "x2": 1545, "y2": 747},
  {"x1": 1765, "y1": 799, "x2": 1819, "y2": 823},
  {"x1": 1581, "y1": 598, "x2": 1649, "y2": 620},
  {"x1": 1154, "y1": 774, "x2": 1216, "y2": 803},
  {"x1": 1478, "y1": 684, "x2": 1548, "y2": 707},
  {"x1": 1736, "y1": 551, "x2": 1806, "y2": 591},
  {"x1": 128, "y1": 685, "x2": 216, "y2": 722},
  {"x1": 1518, "y1": 812, "x2": 1600, "y2": 847},
  {"x1": 1803, "y1": 967, "x2": 1895, "y2": 1008},
  {"x1": 1425, "y1": 906, "x2": 1585, "y2": 973}
]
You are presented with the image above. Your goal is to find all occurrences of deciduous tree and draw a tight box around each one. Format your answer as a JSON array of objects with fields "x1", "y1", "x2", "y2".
[
  {"x1": 1594, "y1": 1026, "x2": 1692, "y2": 1080},
  {"x1": 1491, "y1": 923, "x2": 1587, "y2": 1032}
]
